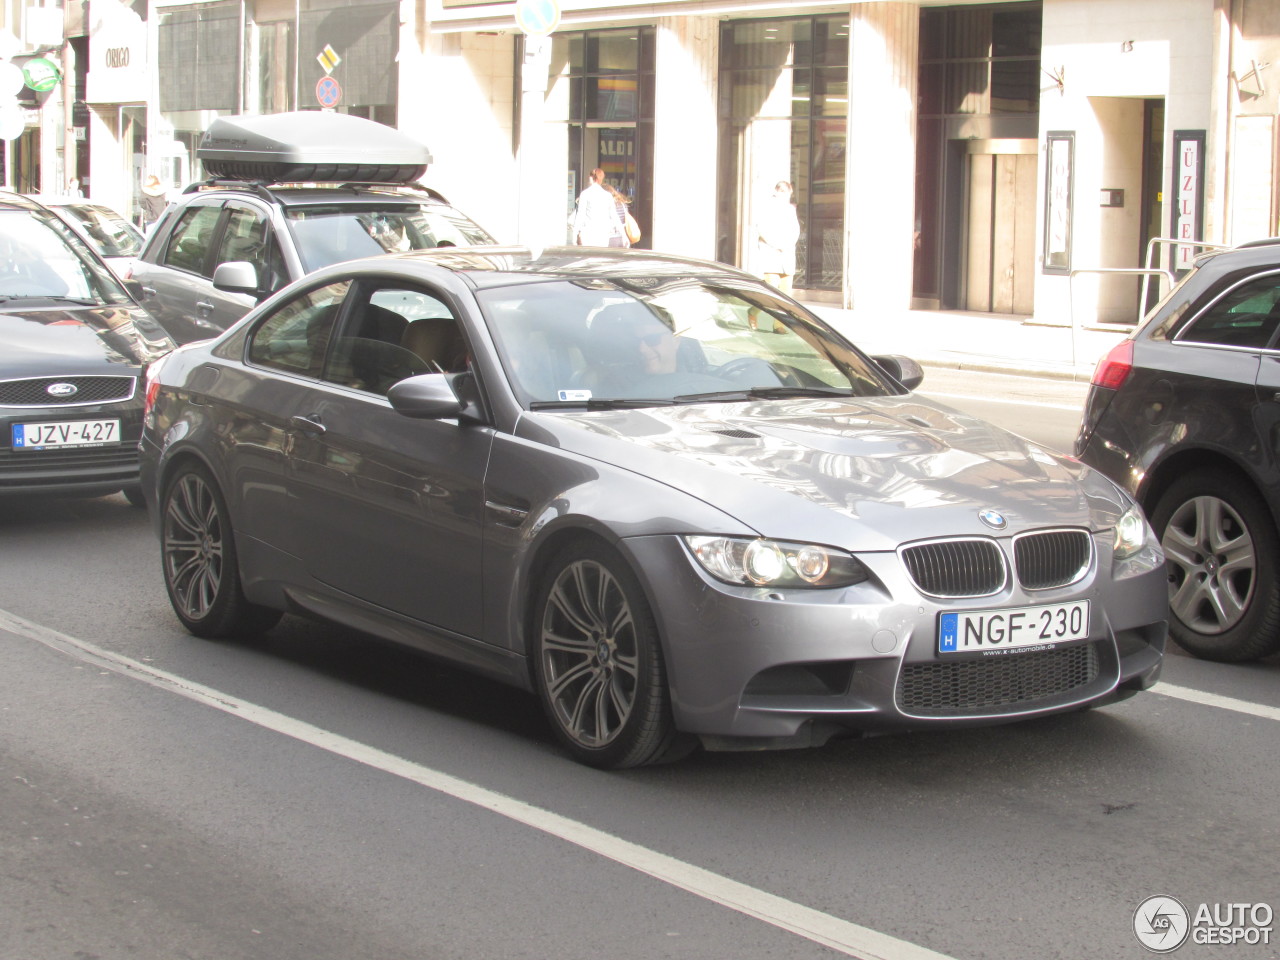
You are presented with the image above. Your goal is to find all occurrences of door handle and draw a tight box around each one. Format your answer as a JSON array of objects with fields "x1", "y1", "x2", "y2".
[
  {"x1": 290, "y1": 414, "x2": 326, "y2": 436},
  {"x1": 195, "y1": 300, "x2": 214, "y2": 314},
  {"x1": 140, "y1": 286, "x2": 156, "y2": 297}
]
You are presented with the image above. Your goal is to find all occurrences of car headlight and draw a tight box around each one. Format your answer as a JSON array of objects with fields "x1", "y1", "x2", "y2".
[
  {"x1": 1113, "y1": 504, "x2": 1153, "y2": 560},
  {"x1": 683, "y1": 536, "x2": 868, "y2": 588}
]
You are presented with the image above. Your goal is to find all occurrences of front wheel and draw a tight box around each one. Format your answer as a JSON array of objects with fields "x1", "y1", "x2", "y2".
[
  {"x1": 161, "y1": 462, "x2": 282, "y2": 639},
  {"x1": 531, "y1": 540, "x2": 688, "y2": 768},
  {"x1": 1150, "y1": 469, "x2": 1280, "y2": 661}
]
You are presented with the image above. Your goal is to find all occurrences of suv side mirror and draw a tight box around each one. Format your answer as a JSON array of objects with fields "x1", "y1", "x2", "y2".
[{"x1": 211, "y1": 260, "x2": 261, "y2": 297}]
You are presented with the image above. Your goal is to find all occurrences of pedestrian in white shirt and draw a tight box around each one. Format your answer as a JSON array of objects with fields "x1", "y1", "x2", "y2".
[{"x1": 572, "y1": 168, "x2": 617, "y2": 247}]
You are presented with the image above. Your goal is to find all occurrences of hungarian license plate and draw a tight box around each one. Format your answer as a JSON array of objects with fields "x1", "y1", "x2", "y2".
[
  {"x1": 11, "y1": 418, "x2": 121, "y2": 450},
  {"x1": 938, "y1": 600, "x2": 1090, "y2": 655}
]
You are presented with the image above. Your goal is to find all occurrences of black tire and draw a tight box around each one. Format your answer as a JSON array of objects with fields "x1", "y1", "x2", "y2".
[
  {"x1": 531, "y1": 540, "x2": 689, "y2": 768},
  {"x1": 1150, "y1": 469, "x2": 1280, "y2": 661},
  {"x1": 161, "y1": 462, "x2": 282, "y2": 639},
  {"x1": 121, "y1": 485, "x2": 146, "y2": 508}
]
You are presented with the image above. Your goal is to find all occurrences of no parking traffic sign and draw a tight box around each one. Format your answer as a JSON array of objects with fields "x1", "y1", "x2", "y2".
[
  {"x1": 515, "y1": 0, "x2": 559, "y2": 36},
  {"x1": 316, "y1": 75, "x2": 341, "y2": 108}
]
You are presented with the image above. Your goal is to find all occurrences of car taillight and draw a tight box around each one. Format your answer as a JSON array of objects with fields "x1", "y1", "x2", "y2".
[
  {"x1": 142, "y1": 355, "x2": 168, "y2": 419},
  {"x1": 1091, "y1": 340, "x2": 1133, "y2": 391}
]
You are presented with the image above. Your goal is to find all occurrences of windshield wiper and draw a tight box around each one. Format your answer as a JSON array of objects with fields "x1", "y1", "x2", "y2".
[
  {"x1": 0, "y1": 294, "x2": 99, "y2": 305},
  {"x1": 528, "y1": 397, "x2": 678, "y2": 411},
  {"x1": 673, "y1": 386, "x2": 856, "y2": 403}
]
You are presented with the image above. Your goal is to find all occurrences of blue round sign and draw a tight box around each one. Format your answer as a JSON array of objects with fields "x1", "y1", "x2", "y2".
[
  {"x1": 515, "y1": 0, "x2": 559, "y2": 36},
  {"x1": 316, "y1": 75, "x2": 341, "y2": 108}
]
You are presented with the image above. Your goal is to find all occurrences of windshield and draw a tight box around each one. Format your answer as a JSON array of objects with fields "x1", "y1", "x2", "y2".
[
  {"x1": 0, "y1": 209, "x2": 133, "y2": 304},
  {"x1": 287, "y1": 202, "x2": 494, "y2": 272},
  {"x1": 478, "y1": 277, "x2": 900, "y2": 408},
  {"x1": 56, "y1": 203, "x2": 145, "y2": 257}
]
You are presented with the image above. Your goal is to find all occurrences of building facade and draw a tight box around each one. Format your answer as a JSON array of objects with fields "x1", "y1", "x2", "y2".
[{"x1": 10, "y1": 0, "x2": 1280, "y2": 326}]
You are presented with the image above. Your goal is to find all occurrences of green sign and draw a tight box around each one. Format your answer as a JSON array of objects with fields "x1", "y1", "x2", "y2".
[{"x1": 22, "y1": 57, "x2": 60, "y2": 93}]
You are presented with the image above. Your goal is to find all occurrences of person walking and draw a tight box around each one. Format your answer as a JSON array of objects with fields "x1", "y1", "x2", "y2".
[
  {"x1": 755, "y1": 180, "x2": 800, "y2": 295},
  {"x1": 572, "y1": 168, "x2": 616, "y2": 247},
  {"x1": 139, "y1": 174, "x2": 168, "y2": 229},
  {"x1": 604, "y1": 183, "x2": 631, "y2": 248}
]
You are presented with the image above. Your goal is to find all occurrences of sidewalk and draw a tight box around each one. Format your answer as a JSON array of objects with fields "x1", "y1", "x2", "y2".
[{"x1": 803, "y1": 303, "x2": 1133, "y2": 382}]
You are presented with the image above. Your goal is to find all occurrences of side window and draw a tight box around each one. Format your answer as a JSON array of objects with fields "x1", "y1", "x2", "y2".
[
  {"x1": 324, "y1": 285, "x2": 465, "y2": 395},
  {"x1": 161, "y1": 204, "x2": 223, "y2": 276},
  {"x1": 1180, "y1": 273, "x2": 1280, "y2": 349},
  {"x1": 216, "y1": 205, "x2": 287, "y2": 292},
  {"x1": 246, "y1": 280, "x2": 351, "y2": 377}
]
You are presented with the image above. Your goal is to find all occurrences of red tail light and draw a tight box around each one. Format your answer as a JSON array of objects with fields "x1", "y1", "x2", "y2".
[
  {"x1": 142, "y1": 355, "x2": 168, "y2": 419},
  {"x1": 1091, "y1": 340, "x2": 1133, "y2": 390}
]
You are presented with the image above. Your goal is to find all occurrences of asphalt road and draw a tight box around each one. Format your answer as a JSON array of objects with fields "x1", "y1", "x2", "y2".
[{"x1": 3, "y1": 371, "x2": 1278, "y2": 960}]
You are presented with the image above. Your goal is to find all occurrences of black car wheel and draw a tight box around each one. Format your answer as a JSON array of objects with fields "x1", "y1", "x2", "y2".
[
  {"x1": 1151, "y1": 469, "x2": 1280, "y2": 661},
  {"x1": 532, "y1": 541, "x2": 687, "y2": 768},
  {"x1": 161, "y1": 462, "x2": 282, "y2": 639}
]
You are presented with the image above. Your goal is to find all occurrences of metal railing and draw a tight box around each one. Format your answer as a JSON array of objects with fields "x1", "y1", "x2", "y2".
[{"x1": 1139, "y1": 237, "x2": 1230, "y2": 309}]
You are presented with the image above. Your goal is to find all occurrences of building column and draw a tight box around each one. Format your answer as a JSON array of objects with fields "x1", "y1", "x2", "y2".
[
  {"x1": 844, "y1": 2, "x2": 919, "y2": 311},
  {"x1": 652, "y1": 16, "x2": 718, "y2": 259}
]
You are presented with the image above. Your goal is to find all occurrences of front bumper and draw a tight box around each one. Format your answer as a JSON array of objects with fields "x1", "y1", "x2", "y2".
[
  {"x1": 622, "y1": 534, "x2": 1167, "y2": 748},
  {"x1": 0, "y1": 404, "x2": 145, "y2": 498}
]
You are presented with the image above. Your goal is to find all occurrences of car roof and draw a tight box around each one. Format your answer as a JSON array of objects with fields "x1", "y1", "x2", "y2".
[
  {"x1": 340, "y1": 245, "x2": 763, "y2": 291},
  {"x1": 0, "y1": 191, "x2": 51, "y2": 214}
]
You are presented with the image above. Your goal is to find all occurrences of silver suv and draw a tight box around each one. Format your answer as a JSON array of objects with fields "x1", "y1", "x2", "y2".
[{"x1": 129, "y1": 112, "x2": 495, "y2": 344}]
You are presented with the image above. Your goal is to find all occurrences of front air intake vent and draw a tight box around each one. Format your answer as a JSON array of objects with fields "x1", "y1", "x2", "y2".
[{"x1": 900, "y1": 538, "x2": 1006, "y2": 598}]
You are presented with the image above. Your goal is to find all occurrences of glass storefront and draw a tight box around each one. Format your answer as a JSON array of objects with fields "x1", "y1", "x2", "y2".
[
  {"x1": 914, "y1": 2, "x2": 1041, "y2": 309},
  {"x1": 717, "y1": 16, "x2": 849, "y2": 291},
  {"x1": 552, "y1": 28, "x2": 655, "y2": 246}
]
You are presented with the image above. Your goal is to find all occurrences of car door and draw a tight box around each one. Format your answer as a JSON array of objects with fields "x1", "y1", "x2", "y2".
[
  {"x1": 131, "y1": 196, "x2": 227, "y2": 343},
  {"x1": 232, "y1": 278, "x2": 350, "y2": 553},
  {"x1": 283, "y1": 278, "x2": 493, "y2": 641},
  {"x1": 1168, "y1": 270, "x2": 1280, "y2": 477}
]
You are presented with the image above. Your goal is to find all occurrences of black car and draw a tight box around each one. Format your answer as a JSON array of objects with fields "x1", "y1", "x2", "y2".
[
  {"x1": 129, "y1": 112, "x2": 496, "y2": 345},
  {"x1": 0, "y1": 192, "x2": 175, "y2": 503},
  {"x1": 1076, "y1": 239, "x2": 1280, "y2": 662}
]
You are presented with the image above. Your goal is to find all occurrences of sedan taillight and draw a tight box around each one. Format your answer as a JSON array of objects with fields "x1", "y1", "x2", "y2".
[{"x1": 1091, "y1": 340, "x2": 1134, "y2": 391}]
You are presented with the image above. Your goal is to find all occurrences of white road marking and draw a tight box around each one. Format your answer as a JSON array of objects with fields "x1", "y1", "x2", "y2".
[
  {"x1": 0, "y1": 607, "x2": 955, "y2": 960},
  {"x1": 1151, "y1": 681, "x2": 1280, "y2": 722},
  {"x1": 921, "y1": 391, "x2": 1082, "y2": 412}
]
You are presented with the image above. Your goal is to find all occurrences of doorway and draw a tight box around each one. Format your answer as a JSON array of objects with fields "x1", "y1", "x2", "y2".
[{"x1": 963, "y1": 139, "x2": 1037, "y2": 314}]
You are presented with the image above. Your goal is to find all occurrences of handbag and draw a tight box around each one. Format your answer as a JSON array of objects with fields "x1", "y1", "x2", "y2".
[{"x1": 624, "y1": 211, "x2": 642, "y2": 244}]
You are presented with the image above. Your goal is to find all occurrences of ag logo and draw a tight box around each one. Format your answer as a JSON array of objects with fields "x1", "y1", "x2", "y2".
[{"x1": 1134, "y1": 895, "x2": 1190, "y2": 952}]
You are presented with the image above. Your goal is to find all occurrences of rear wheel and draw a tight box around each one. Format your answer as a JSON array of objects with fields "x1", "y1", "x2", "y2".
[
  {"x1": 1150, "y1": 469, "x2": 1280, "y2": 661},
  {"x1": 161, "y1": 462, "x2": 281, "y2": 639},
  {"x1": 531, "y1": 540, "x2": 689, "y2": 768}
]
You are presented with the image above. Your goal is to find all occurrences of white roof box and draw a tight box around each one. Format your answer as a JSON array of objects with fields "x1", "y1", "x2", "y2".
[{"x1": 197, "y1": 112, "x2": 433, "y2": 184}]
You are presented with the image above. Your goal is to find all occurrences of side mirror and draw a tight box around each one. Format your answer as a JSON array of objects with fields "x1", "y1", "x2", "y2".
[
  {"x1": 388, "y1": 373, "x2": 466, "y2": 421},
  {"x1": 122, "y1": 277, "x2": 147, "y2": 302},
  {"x1": 211, "y1": 260, "x2": 260, "y2": 296},
  {"x1": 872, "y1": 354, "x2": 925, "y2": 391}
]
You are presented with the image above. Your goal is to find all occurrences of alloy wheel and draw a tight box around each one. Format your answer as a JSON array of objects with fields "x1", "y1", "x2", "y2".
[
  {"x1": 539, "y1": 558, "x2": 640, "y2": 748},
  {"x1": 163, "y1": 471, "x2": 224, "y2": 622},
  {"x1": 1161, "y1": 493, "x2": 1255, "y2": 635}
]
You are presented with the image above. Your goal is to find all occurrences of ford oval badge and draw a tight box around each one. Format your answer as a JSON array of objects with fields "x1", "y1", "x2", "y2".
[
  {"x1": 979, "y1": 509, "x2": 1007, "y2": 530},
  {"x1": 47, "y1": 382, "x2": 78, "y2": 397}
]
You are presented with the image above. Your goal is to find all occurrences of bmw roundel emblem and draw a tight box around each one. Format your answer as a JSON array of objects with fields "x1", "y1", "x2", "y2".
[
  {"x1": 978, "y1": 509, "x2": 1007, "y2": 530},
  {"x1": 47, "y1": 382, "x2": 78, "y2": 397}
]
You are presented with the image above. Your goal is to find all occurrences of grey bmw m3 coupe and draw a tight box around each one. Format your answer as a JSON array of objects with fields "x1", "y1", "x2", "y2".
[{"x1": 140, "y1": 246, "x2": 1168, "y2": 767}]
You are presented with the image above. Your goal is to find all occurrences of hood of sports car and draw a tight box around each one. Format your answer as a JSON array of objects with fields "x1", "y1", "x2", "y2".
[
  {"x1": 528, "y1": 395, "x2": 1130, "y2": 551},
  {"x1": 0, "y1": 303, "x2": 174, "y2": 377}
]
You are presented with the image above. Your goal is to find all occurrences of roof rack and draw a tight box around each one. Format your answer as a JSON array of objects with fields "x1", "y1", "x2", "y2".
[{"x1": 181, "y1": 178, "x2": 450, "y2": 205}]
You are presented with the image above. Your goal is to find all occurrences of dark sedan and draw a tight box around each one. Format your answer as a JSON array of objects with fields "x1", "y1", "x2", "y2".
[
  {"x1": 0, "y1": 192, "x2": 174, "y2": 503},
  {"x1": 1077, "y1": 239, "x2": 1280, "y2": 661},
  {"x1": 141, "y1": 247, "x2": 1168, "y2": 767}
]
